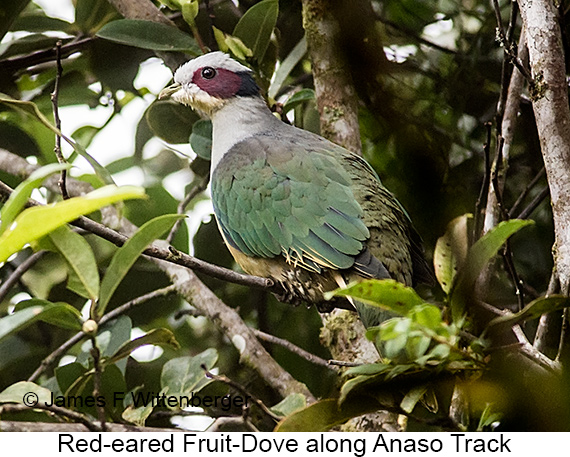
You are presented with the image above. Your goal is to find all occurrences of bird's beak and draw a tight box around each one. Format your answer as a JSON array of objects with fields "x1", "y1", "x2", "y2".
[{"x1": 158, "y1": 82, "x2": 182, "y2": 100}]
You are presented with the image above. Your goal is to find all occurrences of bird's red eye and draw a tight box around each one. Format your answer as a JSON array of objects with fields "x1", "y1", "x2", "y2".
[{"x1": 201, "y1": 67, "x2": 216, "y2": 79}]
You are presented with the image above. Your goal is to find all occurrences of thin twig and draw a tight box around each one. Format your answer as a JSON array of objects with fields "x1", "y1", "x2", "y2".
[
  {"x1": 327, "y1": 359, "x2": 361, "y2": 367},
  {"x1": 492, "y1": 0, "x2": 533, "y2": 83},
  {"x1": 0, "y1": 37, "x2": 95, "y2": 75},
  {"x1": 0, "y1": 251, "x2": 46, "y2": 303},
  {"x1": 201, "y1": 366, "x2": 282, "y2": 422},
  {"x1": 474, "y1": 122, "x2": 493, "y2": 241},
  {"x1": 166, "y1": 175, "x2": 209, "y2": 244},
  {"x1": 251, "y1": 328, "x2": 336, "y2": 370},
  {"x1": 515, "y1": 186, "x2": 550, "y2": 220},
  {"x1": 89, "y1": 336, "x2": 107, "y2": 431},
  {"x1": 50, "y1": 40, "x2": 69, "y2": 199},
  {"x1": 2, "y1": 403, "x2": 102, "y2": 432},
  {"x1": 207, "y1": 416, "x2": 258, "y2": 432},
  {"x1": 508, "y1": 166, "x2": 546, "y2": 217},
  {"x1": 28, "y1": 285, "x2": 177, "y2": 382},
  {"x1": 502, "y1": 241, "x2": 525, "y2": 311}
]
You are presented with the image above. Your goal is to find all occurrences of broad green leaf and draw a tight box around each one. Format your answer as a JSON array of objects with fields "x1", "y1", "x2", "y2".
[
  {"x1": 189, "y1": 119, "x2": 212, "y2": 160},
  {"x1": 400, "y1": 385, "x2": 427, "y2": 414},
  {"x1": 0, "y1": 162, "x2": 71, "y2": 236},
  {"x1": 96, "y1": 213, "x2": 184, "y2": 316},
  {"x1": 270, "y1": 393, "x2": 307, "y2": 417},
  {"x1": 283, "y1": 89, "x2": 316, "y2": 114},
  {"x1": 0, "y1": 95, "x2": 114, "y2": 184},
  {"x1": 268, "y1": 37, "x2": 307, "y2": 99},
  {"x1": 0, "y1": 185, "x2": 145, "y2": 264},
  {"x1": 161, "y1": 348, "x2": 218, "y2": 410},
  {"x1": 105, "y1": 328, "x2": 180, "y2": 365},
  {"x1": 486, "y1": 295, "x2": 570, "y2": 332},
  {"x1": 56, "y1": 362, "x2": 88, "y2": 397},
  {"x1": 10, "y1": 12, "x2": 72, "y2": 33},
  {"x1": 0, "y1": 381, "x2": 52, "y2": 406},
  {"x1": 345, "y1": 363, "x2": 390, "y2": 377},
  {"x1": 274, "y1": 398, "x2": 380, "y2": 432},
  {"x1": 328, "y1": 279, "x2": 425, "y2": 316},
  {"x1": 409, "y1": 304, "x2": 443, "y2": 330},
  {"x1": 145, "y1": 100, "x2": 199, "y2": 144},
  {"x1": 434, "y1": 214, "x2": 471, "y2": 293},
  {"x1": 15, "y1": 299, "x2": 83, "y2": 331},
  {"x1": 49, "y1": 226, "x2": 100, "y2": 301},
  {"x1": 72, "y1": 125, "x2": 100, "y2": 149},
  {"x1": 450, "y1": 219, "x2": 534, "y2": 321},
  {"x1": 96, "y1": 19, "x2": 200, "y2": 54},
  {"x1": 0, "y1": 301, "x2": 82, "y2": 343},
  {"x1": 233, "y1": 0, "x2": 278, "y2": 62},
  {"x1": 0, "y1": 306, "x2": 44, "y2": 342}
]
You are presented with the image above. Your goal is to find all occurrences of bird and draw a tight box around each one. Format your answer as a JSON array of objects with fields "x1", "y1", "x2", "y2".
[{"x1": 160, "y1": 52, "x2": 432, "y2": 328}]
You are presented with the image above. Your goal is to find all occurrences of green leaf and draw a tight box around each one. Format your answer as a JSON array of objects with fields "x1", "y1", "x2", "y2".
[
  {"x1": 0, "y1": 185, "x2": 145, "y2": 264},
  {"x1": 345, "y1": 362, "x2": 389, "y2": 377},
  {"x1": 329, "y1": 279, "x2": 425, "y2": 316},
  {"x1": 268, "y1": 37, "x2": 307, "y2": 99},
  {"x1": 0, "y1": 162, "x2": 71, "y2": 236},
  {"x1": 160, "y1": 348, "x2": 218, "y2": 410},
  {"x1": 16, "y1": 299, "x2": 83, "y2": 331},
  {"x1": 96, "y1": 19, "x2": 200, "y2": 53},
  {"x1": 0, "y1": 301, "x2": 83, "y2": 343},
  {"x1": 189, "y1": 119, "x2": 212, "y2": 160},
  {"x1": 10, "y1": 12, "x2": 72, "y2": 33},
  {"x1": 400, "y1": 385, "x2": 427, "y2": 414},
  {"x1": 409, "y1": 304, "x2": 443, "y2": 330},
  {"x1": 145, "y1": 100, "x2": 200, "y2": 144},
  {"x1": 72, "y1": 125, "x2": 101, "y2": 149},
  {"x1": 282, "y1": 89, "x2": 315, "y2": 113},
  {"x1": 433, "y1": 214, "x2": 471, "y2": 293},
  {"x1": 450, "y1": 219, "x2": 534, "y2": 321},
  {"x1": 233, "y1": 0, "x2": 278, "y2": 61},
  {"x1": 270, "y1": 393, "x2": 307, "y2": 417},
  {"x1": 105, "y1": 328, "x2": 180, "y2": 365},
  {"x1": 96, "y1": 213, "x2": 184, "y2": 316},
  {"x1": 274, "y1": 398, "x2": 380, "y2": 432},
  {"x1": 0, "y1": 381, "x2": 52, "y2": 406},
  {"x1": 48, "y1": 226, "x2": 100, "y2": 301},
  {"x1": 486, "y1": 295, "x2": 570, "y2": 332}
]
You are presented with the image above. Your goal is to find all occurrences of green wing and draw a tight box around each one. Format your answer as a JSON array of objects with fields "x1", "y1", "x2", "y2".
[{"x1": 211, "y1": 135, "x2": 370, "y2": 273}]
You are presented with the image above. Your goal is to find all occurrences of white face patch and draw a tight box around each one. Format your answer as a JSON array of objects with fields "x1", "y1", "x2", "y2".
[{"x1": 170, "y1": 83, "x2": 227, "y2": 117}]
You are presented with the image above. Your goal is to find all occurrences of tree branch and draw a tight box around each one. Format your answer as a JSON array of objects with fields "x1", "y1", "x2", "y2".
[
  {"x1": 301, "y1": 0, "x2": 362, "y2": 153},
  {"x1": 519, "y1": 0, "x2": 570, "y2": 294}
]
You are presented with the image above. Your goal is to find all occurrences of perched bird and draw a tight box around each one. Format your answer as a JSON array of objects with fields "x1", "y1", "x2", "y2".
[{"x1": 160, "y1": 52, "x2": 431, "y2": 328}]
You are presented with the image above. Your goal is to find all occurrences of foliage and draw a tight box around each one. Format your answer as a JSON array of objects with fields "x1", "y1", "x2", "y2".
[{"x1": 0, "y1": 0, "x2": 566, "y2": 432}]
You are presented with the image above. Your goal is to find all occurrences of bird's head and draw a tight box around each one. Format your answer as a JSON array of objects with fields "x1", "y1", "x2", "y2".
[{"x1": 159, "y1": 52, "x2": 260, "y2": 117}]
